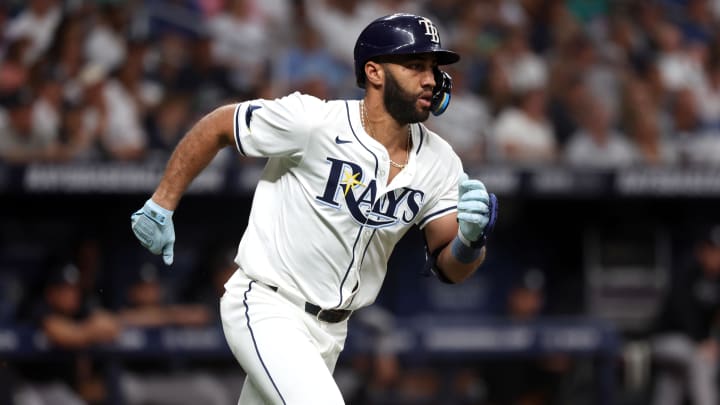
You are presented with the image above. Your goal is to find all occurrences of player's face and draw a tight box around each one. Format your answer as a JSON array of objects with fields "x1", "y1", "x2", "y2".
[{"x1": 382, "y1": 55, "x2": 437, "y2": 125}]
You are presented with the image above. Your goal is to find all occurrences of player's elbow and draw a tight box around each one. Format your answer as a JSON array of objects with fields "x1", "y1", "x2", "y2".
[
  {"x1": 446, "y1": 267, "x2": 476, "y2": 284},
  {"x1": 195, "y1": 104, "x2": 238, "y2": 148}
]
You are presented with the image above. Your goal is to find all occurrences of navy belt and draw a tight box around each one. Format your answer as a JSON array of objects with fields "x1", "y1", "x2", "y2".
[{"x1": 264, "y1": 284, "x2": 352, "y2": 323}]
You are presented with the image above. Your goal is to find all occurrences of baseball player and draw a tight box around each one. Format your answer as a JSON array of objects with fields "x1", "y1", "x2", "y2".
[{"x1": 131, "y1": 13, "x2": 497, "y2": 405}]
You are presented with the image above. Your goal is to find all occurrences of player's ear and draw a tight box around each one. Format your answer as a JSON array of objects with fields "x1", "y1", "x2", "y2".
[{"x1": 364, "y1": 61, "x2": 384, "y2": 88}]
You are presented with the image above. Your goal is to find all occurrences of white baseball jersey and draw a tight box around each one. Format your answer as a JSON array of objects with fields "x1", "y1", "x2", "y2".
[{"x1": 224, "y1": 92, "x2": 462, "y2": 311}]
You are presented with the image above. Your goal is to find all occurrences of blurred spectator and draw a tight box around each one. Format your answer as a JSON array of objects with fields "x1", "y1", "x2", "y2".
[
  {"x1": 58, "y1": 101, "x2": 102, "y2": 162},
  {"x1": 4, "y1": 0, "x2": 62, "y2": 65},
  {"x1": 83, "y1": 3, "x2": 129, "y2": 73},
  {"x1": 627, "y1": 105, "x2": 680, "y2": 166},
  {"x1": 115, "y1": 40, "x2": 163, "y2": 118},
  {"x1": 147, "y1": 31, "x2": 195, "y2": 97},
  {"x1": 671, "y1": 87, "x2": 705, "y2": 137},
  {"x1": 47, "y1": 13, "x2": 87, "y2": 103},
  {"x1": 136, "y1": 0, "x2": 205, "y2": 40},
  {"x1": 182, "y1": 244, "x2": 238, "y2": 319},
  {"x1": 481, "y1": 54, "x2": 514, "y2": 116},
  {"x1": 546, "y1": 74, "x2": 590, "y2": 148},
  {"x1": 252, "y1": 0, "x2": 295, "y2": 47},
  {"x1": 420, "y1": 0, "x2": 464, "y2": 29},
  {"x1": 650, "y1": 224, "x2": 720, "y2": 405},
  {"x1": 0, "y1": 89, "x2": 64, "y2": 163},
  {"x1": 374, "y1": 0, "x2": 422, "y2": 15},
  {"x1": 180, "y1": 244, "x2": 246, "y2": 401},
  {"x1": 304, "y1": 0, "x2": 384, "y2": 69},
  {"x1": 337, "y1": 305, "x2": 401, "y2": 405},
  {"x1": 426, "y1": 62, "x2": 490, "y2": 163},
  {"x1": 693, "y1": 52, "x2": 720, "y2": 129},
  {"x1": 175, "y1": 34, "x2": 231, "y2": 112},
  {"x1": 619, "y1": 75, "x2": 674, "y2": 140},
  {"x1": 207, "y1": 0, "x2": 272, "y2": 97},
  {"x1": 633, "y1": 2, "x2": 669, "y2": 59},
  {"x1": 145, "y1": 92, "x2": 193, "y2": 162},
  {"x1": 668, "y1": 86, "x2": 720, "y2": 165},
  {"x1": 445, "y1": 1, "x2": 506, "y2": 92},
  {"x1": 677, "y1": 0, "x2": 715, "y2": 46},
  {"x1": 548, "y1": 32, "x2": 623, "y2": 136},
  {"x1": 31, "y1": 72, "x2": 63, "y2": 150},
  {"x1": 0, "y1": 38, "x2": 31, "y2": 94},
  {"x1": 117, "y1": 263, "x2": 229, "y2": 405},
  {"x1": 521, "y1": 0, "x2": 581, "y2": 54},
  {"x1": 270, "y1": 21, "x2": 351, "y2": 99},
  {"x1": 489, "y1": 87, "x2": 557, "y2": 164},
  {"x1": 496, "y1": 26, "x2": 548, "y2": 94},
  {"x1": 564, "y1": 96, "x2": 636, "y2": 168},
  {"x1": 79, "y1": 63, "x2": 147, "y2": 161},
  {"x1": 481, "y1": 268, "x2": 574, "y2": 405},
  {"x1": 118, "y1": 262, "x2": 211, "y2": 328},
  {"x1": 599, "y1": 15, "x2": 652, "y2": 74},
  {"x1": 13, "y1": 262, "x2": 120, "y2": 405},
  {"x1": 653, "y1": 21, "x2": 707, "y2": 92},
  {"x1": 70, "y1": 235, "x2": 115, "y2": 311}
]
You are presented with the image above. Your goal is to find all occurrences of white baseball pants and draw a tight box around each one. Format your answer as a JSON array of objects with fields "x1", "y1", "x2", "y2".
[
  {"x1": 651, "y1": 333, "x2": 718, "y2": 405},
  {"x1": 220, "y1": 272, "x2": 348, "y2": 405}
]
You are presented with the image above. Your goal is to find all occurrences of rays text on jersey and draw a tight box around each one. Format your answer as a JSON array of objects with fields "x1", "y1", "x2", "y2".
[{"x1": 315, "y1": 157, "x2": 425, "y2": 228}]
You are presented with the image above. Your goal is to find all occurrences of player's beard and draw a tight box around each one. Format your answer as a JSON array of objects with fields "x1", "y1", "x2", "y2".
[{"x1": 384, "y1": 70, "x2": 430, "y2": 125}]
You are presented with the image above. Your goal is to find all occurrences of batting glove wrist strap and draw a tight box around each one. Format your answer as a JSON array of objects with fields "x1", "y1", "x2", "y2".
[
  {"x1": 141, "y1": 199, "x2": 173, "y2": 225},
  {"x1": 451, "y1": 234, "x2": 483, "y2": 263}
]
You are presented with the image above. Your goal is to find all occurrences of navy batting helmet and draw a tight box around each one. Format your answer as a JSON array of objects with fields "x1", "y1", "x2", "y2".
[
  {"x1": 354, "y1": 14, "x2": 460, "y2": 115},
  {"x1": 353, "y1": 13, "x2": 460, "y2": 88}
]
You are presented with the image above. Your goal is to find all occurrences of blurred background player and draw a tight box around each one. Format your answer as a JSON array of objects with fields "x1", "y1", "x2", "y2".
[
  {"x1": 12, "y1": 261, "x2": 120, "y2": 405},
  {"x1": 650, "y1": 225, "x2": 720, "y2": 405},
  {"x1": 481, "y1": 268, "x2": 574, "y2": 405},
  {"x1": 117, "y1": 262, "x2": 230, "y2": 405}
]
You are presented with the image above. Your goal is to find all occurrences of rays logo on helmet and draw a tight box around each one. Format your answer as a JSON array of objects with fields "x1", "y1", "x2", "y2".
[{"x1": 418, "y1": 17, "x2": 440, "y2": 43}]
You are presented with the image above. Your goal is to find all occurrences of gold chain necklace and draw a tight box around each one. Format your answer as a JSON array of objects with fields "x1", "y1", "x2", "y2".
[{"x1": 361, "y1": 100, "x2": 410, "y2": 169}]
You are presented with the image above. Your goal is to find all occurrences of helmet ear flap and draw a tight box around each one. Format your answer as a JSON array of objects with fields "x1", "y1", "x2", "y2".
[{"x1": 430, "y1": 68, "x2": 452, "y2": 116}]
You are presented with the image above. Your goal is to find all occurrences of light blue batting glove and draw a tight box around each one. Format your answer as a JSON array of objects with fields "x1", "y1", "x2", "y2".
[
  {"x1": 130, "y1": 199, "x2": 175, "y2": 265},
  {"x1": 457, "y1": 172, "x2": 497, "y2": 248}
]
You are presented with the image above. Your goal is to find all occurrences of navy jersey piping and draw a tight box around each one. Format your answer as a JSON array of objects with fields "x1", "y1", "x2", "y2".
[
  {"x1": 418, "y1": 205, "x2": 457, "y2": 228},
  {"x1": 357, "y1": 228, "x2": 376, "y2": 271},
  {"x1": 233, "y1": 103, "x2": 246, "y2": 156},
  {"x1": 345, "y1": 100, "x2": 378, "y2": 177},
  {"x1": 415, "y1": 124, "x2": 424, "y2": 154},
  {"x1": 336, "y1": 225, "x2": 365, "y2": 308},
  {"x1": 335, "y1": 101, "x2": 380, "y2": 308}
]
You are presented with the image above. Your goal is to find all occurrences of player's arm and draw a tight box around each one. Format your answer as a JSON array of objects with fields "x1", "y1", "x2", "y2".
[
  {"x1": 152, "y1": 105, "x2": 237, "y2": 210},
  {"x1": 43, "y1": 311, "x2": 120, "y2": 348},
  {"x1": 424, "y1": 173, "x2": 498, "y2": 284},
  {"x1": 130, "y1": 105, "x2": 237, "y2": 265},
  {"x1": 424, "y1": 213, "x2": 486, "y2": 283}
]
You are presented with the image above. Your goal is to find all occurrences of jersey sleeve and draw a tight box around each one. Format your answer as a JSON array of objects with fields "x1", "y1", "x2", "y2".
[
  {"x1": 416, "y1": 154, "x2": 463, "y2": 229},
  {"x1": 232, "y1": 92, "x2": 321, "y2": 159}
]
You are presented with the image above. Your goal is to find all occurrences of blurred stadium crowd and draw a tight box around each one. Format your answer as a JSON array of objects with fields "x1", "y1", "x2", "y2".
[
  {"x1": 2, "y1": 0, "x2": 720, "y2": 405},
  {"x1": 6, "y1": 0, "x2": 720, "y2": 167}
]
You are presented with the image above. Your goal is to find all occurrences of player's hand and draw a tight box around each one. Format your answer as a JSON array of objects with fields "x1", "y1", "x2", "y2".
[
  {"x1": 457, "y1": 172, "x2": 497, "y2": 248},
  {"x1": 130, "y1": 199, "x2": 175, "y2": 265}
]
